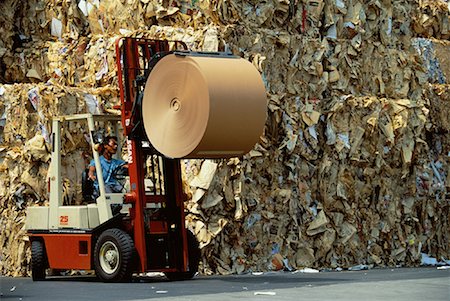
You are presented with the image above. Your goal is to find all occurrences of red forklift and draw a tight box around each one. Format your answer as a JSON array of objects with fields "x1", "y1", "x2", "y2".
[{"x1": 26, "y1": 37, "x2": 266, "y2": 282}]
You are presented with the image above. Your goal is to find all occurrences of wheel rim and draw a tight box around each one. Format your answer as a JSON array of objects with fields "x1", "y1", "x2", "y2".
[{"x1": 99, "y1": 241, "x2": 119, "y2": 274}]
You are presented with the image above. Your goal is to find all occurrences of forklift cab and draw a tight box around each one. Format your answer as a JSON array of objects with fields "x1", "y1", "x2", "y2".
[{"x1": 26, "y1": 114, "x2": 128, "y2": 230}]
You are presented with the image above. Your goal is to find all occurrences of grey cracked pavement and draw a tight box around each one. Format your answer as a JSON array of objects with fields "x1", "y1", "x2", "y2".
[{"x1": 1, "y1": 267, "x2": 449, "y2": 301}]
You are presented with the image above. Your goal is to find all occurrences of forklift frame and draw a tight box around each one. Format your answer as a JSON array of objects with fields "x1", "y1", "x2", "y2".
[{"x1": 26, "y1": 38, "x2": 198, "y2": 282}]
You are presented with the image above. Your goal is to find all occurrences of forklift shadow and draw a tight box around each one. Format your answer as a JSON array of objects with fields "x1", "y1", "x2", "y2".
[
  {"x1": 41, "y1": 271, "x2": 352, "y2": 295},
  {"x1": 43, "y1": 273, "x2": 173, "y2": 283},
  {"x1": 44, "y1": 275, "x2": 99, "y2": 282}
]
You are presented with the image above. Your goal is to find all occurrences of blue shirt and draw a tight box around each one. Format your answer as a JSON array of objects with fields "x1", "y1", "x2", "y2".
[{"x1": 89, "y1": 156, "x2": 126, "y2": 193}]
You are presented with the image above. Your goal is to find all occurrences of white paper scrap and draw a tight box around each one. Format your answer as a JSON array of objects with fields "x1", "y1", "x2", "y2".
[
  {"x1": 254, "y1": 292, "x2": 276, "y2": 296},
  {"x1": 252, "y1": 272, "x2": 264, "y2": 276},
  {"x1": 51, "y1": 18, "x2": 62, "y2": 38},
  {"x1": 292, "y1": 268, "x2": 320, "y2": 274},
  {"x1": 78, "y1": 0, "x2": 88, "y2": 16}
]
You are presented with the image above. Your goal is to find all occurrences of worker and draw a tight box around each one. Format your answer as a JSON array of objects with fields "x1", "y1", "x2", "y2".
[{"x1": 88, "y1": 136, "x2": 128, "y2": 197}]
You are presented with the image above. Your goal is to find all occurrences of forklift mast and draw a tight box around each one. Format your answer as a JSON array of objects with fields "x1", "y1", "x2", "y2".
[{"x1": 115, "y1": 38, "x2": 189, "y2": 273}]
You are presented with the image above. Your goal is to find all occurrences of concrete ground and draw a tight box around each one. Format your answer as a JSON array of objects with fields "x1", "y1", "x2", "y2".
[{"x1": 1, "y1": 267, "x2": 449, "y2": 301}]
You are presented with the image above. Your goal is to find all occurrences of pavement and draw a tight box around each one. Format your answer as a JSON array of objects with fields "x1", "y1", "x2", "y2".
[{"x1": 0, "y1": 267, "x2": 449, "y2": 301}]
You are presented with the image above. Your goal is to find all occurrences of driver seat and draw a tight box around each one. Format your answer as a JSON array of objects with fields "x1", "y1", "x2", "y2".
[{"x1": 81, "y1": 168, "x2": 95, "y2": 203}]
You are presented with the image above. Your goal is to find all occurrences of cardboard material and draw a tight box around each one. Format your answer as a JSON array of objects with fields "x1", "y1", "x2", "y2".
[
  {"x1": 0, "y1": 0, "x2": 449, "y2": 277},
  {"x1": 142, "y1": 54, "x2": 267, "y2": 158}
]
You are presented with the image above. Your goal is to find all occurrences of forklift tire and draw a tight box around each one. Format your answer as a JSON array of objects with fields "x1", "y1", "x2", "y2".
[
  {"x1": 165, "y1": 230, "x2": 201, "y2": 281},
  {"x1": 94, "y1": 228, "x2": 134, "y2": 282},
  {"x1": 31, "y1": 240, "x2": 47, "y2": 281}
]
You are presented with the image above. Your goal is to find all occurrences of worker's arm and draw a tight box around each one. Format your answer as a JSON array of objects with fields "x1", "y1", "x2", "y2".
[
  {"x1": 88, "y1": 165, "x2": 96, "y2": 181},
  {"x1": 118, "y1": 160, "x2": 128, "y2": 169}
]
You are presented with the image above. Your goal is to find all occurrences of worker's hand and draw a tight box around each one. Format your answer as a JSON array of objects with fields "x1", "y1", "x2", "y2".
[{"x1": 88, "y1": 173, "x2": 96, "y2": 181}]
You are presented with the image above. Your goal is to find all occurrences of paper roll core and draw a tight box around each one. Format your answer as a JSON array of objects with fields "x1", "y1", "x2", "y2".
[
  {"x1": 170, "y1": 98, "x2": 181, "y2": 112},
  {"x1": 142, "y1": 53, "x2": 267, "y2": 159}
]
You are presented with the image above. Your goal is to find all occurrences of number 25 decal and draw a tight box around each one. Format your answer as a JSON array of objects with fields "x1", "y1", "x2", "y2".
[{"x1": 60, "y1": 215, "x2": 68, "y2": 224}]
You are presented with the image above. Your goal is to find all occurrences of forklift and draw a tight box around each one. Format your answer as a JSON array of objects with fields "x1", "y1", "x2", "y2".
[{"x1": 26, "y1": 37, "x2": 266, "y2": 282}]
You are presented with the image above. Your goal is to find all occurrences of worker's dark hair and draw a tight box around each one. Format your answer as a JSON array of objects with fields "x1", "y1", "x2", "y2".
[
  {"x1": 97, "y1": 136, "x2": 118, "y2": 154},
  {"x1": 103, "y1": 136, "x2": 118, "y2": 146}
]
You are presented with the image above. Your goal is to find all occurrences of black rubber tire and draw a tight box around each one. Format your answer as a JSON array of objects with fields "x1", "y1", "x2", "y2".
[
  {"x1": 31, "y1": 240, "x2": 47, "y2": 281},
  {"x1": 94, "y1": 228, "x2": 134, "y2": 282},
  {"x1": 165, "y1": 230, "x2": 201, "y2": 281}
]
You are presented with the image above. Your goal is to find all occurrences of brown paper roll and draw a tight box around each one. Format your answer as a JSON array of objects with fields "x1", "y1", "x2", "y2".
[{"x1": 142, "y1": 53, "x2": 267, "y2": 158}]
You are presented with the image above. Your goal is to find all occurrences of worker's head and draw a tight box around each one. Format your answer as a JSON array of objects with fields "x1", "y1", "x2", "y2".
[{"x1": 103, "y1": 136, "x2": 119, "y2": 155}]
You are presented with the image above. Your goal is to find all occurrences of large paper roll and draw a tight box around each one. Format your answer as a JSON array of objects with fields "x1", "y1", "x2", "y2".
[{"x1": 142, "y1": 53, "x2": 267, "y2": 158}]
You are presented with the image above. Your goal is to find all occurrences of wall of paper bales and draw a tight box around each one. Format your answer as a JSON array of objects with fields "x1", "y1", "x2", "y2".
[{"x1": 0, "y1": 0, "x2": 449, "y2": 276}]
